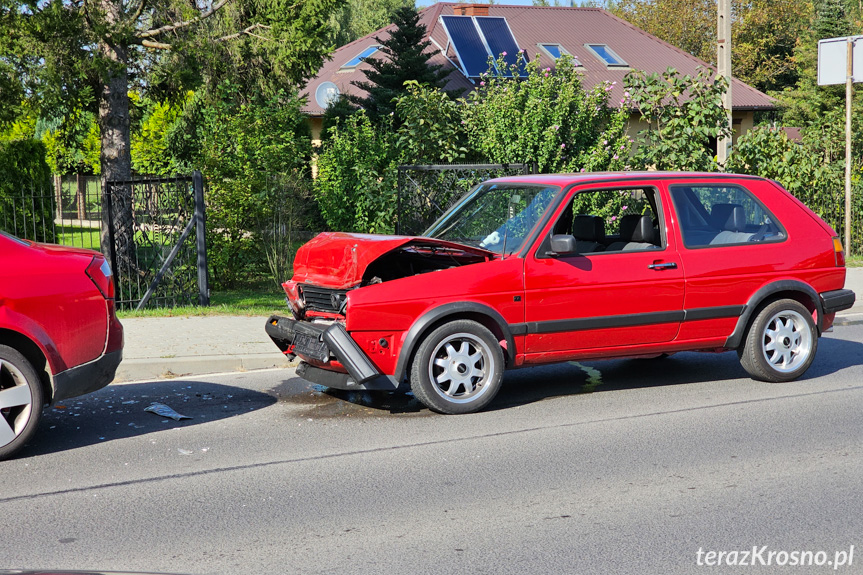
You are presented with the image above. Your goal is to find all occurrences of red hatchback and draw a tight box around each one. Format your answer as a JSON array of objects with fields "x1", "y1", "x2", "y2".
[
  {"x1": 267, "y1": 173, "x2": 855, "y2": 414},
  {"x1": 0, "y1": 232, "x2": 123, "y2": 459}
]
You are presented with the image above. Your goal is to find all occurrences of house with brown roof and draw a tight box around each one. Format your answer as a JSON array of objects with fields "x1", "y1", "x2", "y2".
[{"x1": 304, "y1": 2, "x2": 775, "y2": 148}]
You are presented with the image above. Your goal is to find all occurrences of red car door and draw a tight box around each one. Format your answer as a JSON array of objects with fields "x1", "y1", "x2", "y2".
[{"x1": 521, "y1": 182, "x2": 684, "y2": 360}]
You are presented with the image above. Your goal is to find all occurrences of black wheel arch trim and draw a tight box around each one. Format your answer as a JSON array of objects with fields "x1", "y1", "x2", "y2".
[
  {"x1": 725, "y1": 280, "x2": 823, "y2": 349},
  {"x1": 394, "y1": 302, "x2": 518, "y2": 382}
]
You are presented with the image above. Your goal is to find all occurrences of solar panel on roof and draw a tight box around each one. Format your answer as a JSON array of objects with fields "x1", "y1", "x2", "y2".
[
  {"x1": 474, "y1": 17, "x2": 525, "y2": 76},
  {"x1": 440, "y1": 15, "x2": 494, "y2": 78}
]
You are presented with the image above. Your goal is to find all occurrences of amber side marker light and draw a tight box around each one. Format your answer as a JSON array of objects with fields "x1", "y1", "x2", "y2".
[{"x1": 833, "y1": 237, "x2": 846, "y2": 267}]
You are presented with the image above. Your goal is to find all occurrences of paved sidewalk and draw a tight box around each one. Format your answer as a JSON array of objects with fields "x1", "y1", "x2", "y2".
[
  {"x1": 114, "y1": 268, "x2": 863, "y2": 382},
  {"x1": 115, "y1": 315, "x2": 293, "y2": 382}
]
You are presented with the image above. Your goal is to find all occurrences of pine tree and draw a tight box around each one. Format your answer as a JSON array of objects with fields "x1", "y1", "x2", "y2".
[{"x1": 349, "y1": 6, "x2": 451, "y2": 122}]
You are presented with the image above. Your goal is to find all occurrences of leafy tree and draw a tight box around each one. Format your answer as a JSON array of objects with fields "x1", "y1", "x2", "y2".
[
  {"x1": 178, "y1": 83, "x2": 313, "y2": 288},
  {"x1": 41, "y1": 110, "x2": 101, "y2": 175},
  {"x1": 605, "y1": 0, "x2": 716, "y2": 64},
  {"x1": 624, "y1": 66, "x2": 731, "y2": 171},
  {"x1": 131, "y1": 96, "x2": 189, "y2": 176},
  {"x1": 603, "y1": 0, "x2": 812, "y2": 94},
  {"x1": 328, "y1": 0, "x2": 413, "y2": 46},
  {"x1": 1, "y1": 0, "x2": 342, "y2": 183},
  {"x1": 349, "y1": 5, "x2": 451, "y2": 122},
  {"x1": 394, "y1": 80, "x2": 469, "y2": 163},
  {"x1": 731, "y1": 0, "x2": 813, "y2": 93}
]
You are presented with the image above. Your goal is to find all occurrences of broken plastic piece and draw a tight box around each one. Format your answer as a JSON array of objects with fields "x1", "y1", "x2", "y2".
[{"x1": 145, "y1": 402, "x2": 191, "y2": 420}]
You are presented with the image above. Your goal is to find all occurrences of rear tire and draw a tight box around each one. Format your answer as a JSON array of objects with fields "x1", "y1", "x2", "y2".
[
  {"x1": 738, "y1": 299, "x2": 817, "y2": 382},
  {"x1": 410, "y1": 320, "x2": 505, "y2": 414},
  {"x1": 0, "y1": 345, "x2": 44, "y2": 460}
]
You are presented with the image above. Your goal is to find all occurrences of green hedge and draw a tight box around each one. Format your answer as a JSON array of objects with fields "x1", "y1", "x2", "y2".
[{"x1": 0, "y1": 138, "x2": 54, "y2": 242}]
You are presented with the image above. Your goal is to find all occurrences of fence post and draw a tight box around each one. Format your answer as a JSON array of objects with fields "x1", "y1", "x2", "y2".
[
  {"x1": 76, "y1": 173, "x2": 86, "y2": 221},
  {"x1": 54, "y1": 175, "x2": 62, "y2": 220},
  {"x1": 193, "y1": 170, "x2": 209, "y2": 306},
  {"x1": 396, "y1": 167, "x2": 404, "y2": 235},
  {"x1": 103, "y1": 178, "x2": 120, "y2": 298}
]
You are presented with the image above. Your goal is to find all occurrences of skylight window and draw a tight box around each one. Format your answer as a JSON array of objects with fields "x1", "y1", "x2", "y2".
[
  {"x1": 585, "y1": 44, "x2": 628, "y2": 68},
  {"x1": 538, "y1": 43, "x2": 579, "y2": 65},
  {"x1": 342, "y1": 45, "x2": 381, "y2": 69}
]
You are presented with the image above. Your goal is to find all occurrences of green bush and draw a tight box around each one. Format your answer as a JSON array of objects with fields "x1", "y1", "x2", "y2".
[
  {"x1": 625, "y1": 67, "x2": 731, "y2": 171},
  {"x1": 464, "y1": 54, "x2": 630, "y2": 173},
  {"x1": 315, "y1": 111, "x2": 399, "y2": 234},
  {"x1": 0, "y1": 138, "x2": 55, "y2": 242},
  {"x1": 171, "y1": 84, "x2": 315, "y2": 289}
]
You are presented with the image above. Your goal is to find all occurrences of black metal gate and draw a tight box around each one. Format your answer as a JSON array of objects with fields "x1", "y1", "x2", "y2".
[
  {"x1": 104, "y1": 172, "x2": 209, "y2": 310},
  {"x1": 396, "y1": 163, "x2": 536, "y2": 236}
]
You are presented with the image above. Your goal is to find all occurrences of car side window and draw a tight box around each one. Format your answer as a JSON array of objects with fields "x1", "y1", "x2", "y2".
[
  {"x1": 549, "y1": 187, "x2": 663, "y2": 254},
  {"x1": 669, "y1": 184, "x2": 786, "y2": 248}
]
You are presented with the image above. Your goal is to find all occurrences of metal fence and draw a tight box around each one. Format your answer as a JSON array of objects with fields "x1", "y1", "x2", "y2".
[
  {"x1": 396, "y1": 163, "x2": 537, "y2": 236},
  {"x1": 1, "y1": 173, "x2": 209, "y2": 310},
  {"x1": 1, "y1": 175, "x2": 102, "y2": 249},
  {"x1": 105, "y1": 173, "x2": 209, "y2": 310},
  {"x1": 791, "y1": 182, "x2": 863, "y2": 257}
]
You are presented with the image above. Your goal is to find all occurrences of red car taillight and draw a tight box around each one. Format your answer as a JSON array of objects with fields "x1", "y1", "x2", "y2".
[
  {"x1": 833, "y1": 237, "x2": 846, "y2": 267},
  {"x1": 86, "y1": 256, "x2": 115, "y2": 299}
]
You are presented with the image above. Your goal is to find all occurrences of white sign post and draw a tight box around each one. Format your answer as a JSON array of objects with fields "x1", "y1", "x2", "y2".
[{"x1": 819, "y1": 36, "x2": 863, "y2": 252}]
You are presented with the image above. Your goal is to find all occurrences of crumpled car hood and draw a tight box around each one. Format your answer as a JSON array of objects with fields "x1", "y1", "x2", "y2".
[{"x1": 290, "y1": 232, "x2": 494, "y2": 289}]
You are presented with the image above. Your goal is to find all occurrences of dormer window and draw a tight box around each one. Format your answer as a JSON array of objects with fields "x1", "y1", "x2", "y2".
[{"x1": 585, "y1": 44, "x2": 628, "y2": 68}]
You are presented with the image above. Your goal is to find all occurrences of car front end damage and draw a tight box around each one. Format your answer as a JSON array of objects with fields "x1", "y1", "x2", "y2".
[
  {"x1": 266, "y1": 316, "x2": 397, "y2": 390},
  {"x1": 266, "y1": 232, "x2": 496, "y2": 391}
]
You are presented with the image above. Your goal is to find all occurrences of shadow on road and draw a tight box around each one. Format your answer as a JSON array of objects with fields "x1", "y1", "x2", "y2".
[
  {"x1": 22, "y1": 380, "x2": 276, "y2": 458},
  {"x1": 281, "y1": 330, "x2": 863, "y2": 415}
]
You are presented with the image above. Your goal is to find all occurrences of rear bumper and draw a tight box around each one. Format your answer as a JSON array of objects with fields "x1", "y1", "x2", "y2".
[
  {"x1": 51, "y1": 348, "x2": 123, "y2": 404},
  {"x1": 266, "y1": 315, "x2": 397, "y2": 391},
  {"x1": 821, "y1": 289, "x2": 856, "y2": 315}
]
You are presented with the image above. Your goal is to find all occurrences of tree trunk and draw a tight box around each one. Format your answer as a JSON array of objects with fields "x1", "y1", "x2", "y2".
[
  {"x1": 98, "y1": 43, "x2": 131, "y2": 182},
  {"x1": 98, "y1": 34, "x2": 135, "y2": 299}
]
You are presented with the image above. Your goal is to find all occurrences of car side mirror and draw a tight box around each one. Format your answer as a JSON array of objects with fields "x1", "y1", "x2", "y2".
[{"x1": 548, "y1": 234, "x2": 577, "y2": 256}]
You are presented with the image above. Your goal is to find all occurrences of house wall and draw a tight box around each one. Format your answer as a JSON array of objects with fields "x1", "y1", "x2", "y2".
[
  {"x1": 625, "y1": 110, "x2": 756, "y2": 147},
  {"x1": 309, "y1": 117, "x2": 324, "y2": 179}
]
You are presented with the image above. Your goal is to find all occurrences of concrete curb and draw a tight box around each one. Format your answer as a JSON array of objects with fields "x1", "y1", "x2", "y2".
[{"x1": 114, "y1": 353, "x2": 293, "y2": 382}]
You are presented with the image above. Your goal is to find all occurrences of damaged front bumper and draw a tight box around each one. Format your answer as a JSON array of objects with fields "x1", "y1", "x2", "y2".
[{"x1": 266, "y1": 315, "x2": 398, "y2": 391}]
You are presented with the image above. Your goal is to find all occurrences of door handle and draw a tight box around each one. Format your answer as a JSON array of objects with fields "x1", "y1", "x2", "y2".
[{"x1": 648, "y1": 262, "x2": 678, "y2": 270}]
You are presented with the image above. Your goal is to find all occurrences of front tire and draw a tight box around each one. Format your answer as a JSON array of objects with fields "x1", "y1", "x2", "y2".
[
  {"x1": 738, "y1": 299, "x2": 817, "y2": 382},
  {"x1": 0, "y1": 345, "x2": 44, "y2": 460},
  {"x1": 410, "y1": 320, "x2": 505, "y2": 414}
]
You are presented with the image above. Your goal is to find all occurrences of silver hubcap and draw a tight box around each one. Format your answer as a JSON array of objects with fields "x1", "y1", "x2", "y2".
[
  {"x1": 428, "y1": 333, "x2": 494, "y2": 404},
  {"x1": 0, "y1": 359, "x2": 34, "y2": 447},
  {"x1": 761, "y1": 309, "x2": 813, "y2": 373}
]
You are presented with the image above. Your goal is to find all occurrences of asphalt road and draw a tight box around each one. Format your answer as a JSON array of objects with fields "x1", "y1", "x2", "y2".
[{"x1": 3, "y1": 325, "x2": 863, "y2": 575}]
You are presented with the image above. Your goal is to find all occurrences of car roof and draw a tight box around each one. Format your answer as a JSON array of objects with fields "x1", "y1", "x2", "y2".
[{"x1": 482, "y1": 171, "x2": 768, "y2": 187}]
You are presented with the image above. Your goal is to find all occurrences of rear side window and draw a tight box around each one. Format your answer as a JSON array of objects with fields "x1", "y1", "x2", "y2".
[{"x1": 669, "y1": 184, "x2": 786, "y2": 248}]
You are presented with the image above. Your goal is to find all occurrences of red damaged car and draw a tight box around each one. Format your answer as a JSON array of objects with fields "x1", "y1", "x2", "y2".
[
  {"x1": 267, "y1": 172, "x2": 855, "y2": 414},
  {"x1": 0, "y1": 232, "x2": 123, "y2": 459}
]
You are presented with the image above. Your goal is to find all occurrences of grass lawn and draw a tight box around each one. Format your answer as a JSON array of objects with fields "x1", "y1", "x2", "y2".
[
  {"x1": 846, "y1": 255, "x2": 863, "y2": 267},
  {"x1": 55, "y1": 225, "x2": 102, "y2": 250},
  {"x1": 117, "y1": 287, "x2": 288, "y2": 319}
]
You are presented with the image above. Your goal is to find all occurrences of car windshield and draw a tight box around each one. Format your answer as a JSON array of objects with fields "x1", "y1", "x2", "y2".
[{"x1": 424, "y1": 183, "x2": 560, "y2": 256}]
